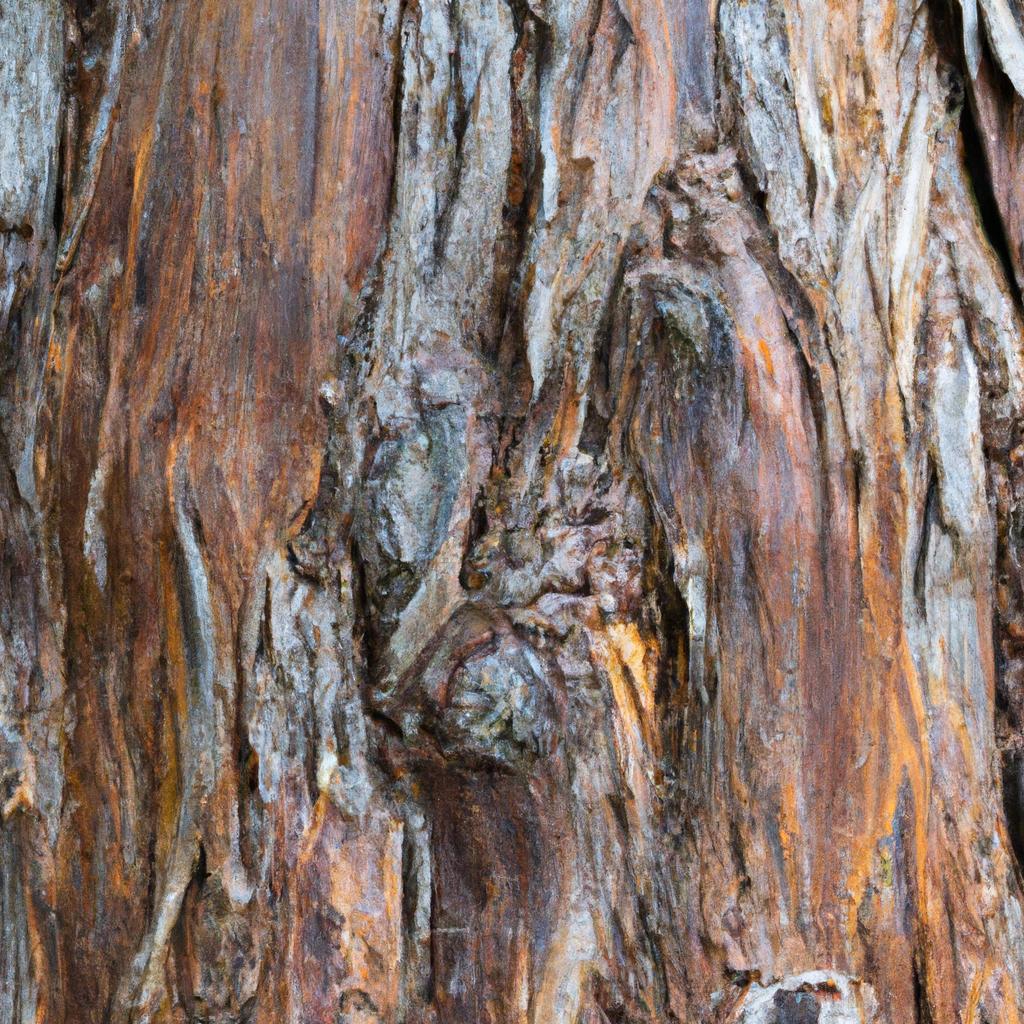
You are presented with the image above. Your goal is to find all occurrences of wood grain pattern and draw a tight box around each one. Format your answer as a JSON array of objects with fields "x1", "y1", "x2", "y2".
[{"x1": 3, "y1": 0, "x2": 1024, "y2": 1021}]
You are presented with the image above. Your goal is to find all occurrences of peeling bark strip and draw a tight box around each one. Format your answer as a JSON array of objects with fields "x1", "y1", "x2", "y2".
[{"x1": 5, "y1": 0, "x2": 1024, "y2": 1020}]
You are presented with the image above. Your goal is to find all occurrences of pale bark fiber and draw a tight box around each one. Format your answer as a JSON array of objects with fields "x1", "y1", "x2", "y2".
[{"x1": 4, "y1": 0, "x2": 1024, "y2": 1021}]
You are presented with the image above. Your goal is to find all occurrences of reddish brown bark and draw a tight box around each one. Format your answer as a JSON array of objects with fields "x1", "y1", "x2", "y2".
[{"x1": 4, "y1": 1, "x2": 1024, "y2": 1022}]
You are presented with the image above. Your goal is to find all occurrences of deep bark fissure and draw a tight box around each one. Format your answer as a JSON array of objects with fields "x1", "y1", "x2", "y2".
[{"x1": 960, "y1": 92, "x2": 1024, "y2": 311}]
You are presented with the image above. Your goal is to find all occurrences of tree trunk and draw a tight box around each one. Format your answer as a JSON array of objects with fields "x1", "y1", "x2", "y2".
[{"x1": 4, "y1": 0, "x2": 1024, "y2": 1021}]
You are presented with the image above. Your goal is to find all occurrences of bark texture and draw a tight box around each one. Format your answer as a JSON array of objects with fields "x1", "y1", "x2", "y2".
[{"x1": 5, "y1": 0, "x2": 1024, "y2": 1021}]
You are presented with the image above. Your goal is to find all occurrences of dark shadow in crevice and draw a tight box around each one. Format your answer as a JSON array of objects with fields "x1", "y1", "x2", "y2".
[
  {"x1": 1001, "y1": 751, "x2": 1024, "y2": 871},
  {"x1": 170, "y1": 843, "x2": 208, "y2": 1021},
  {"x1": 913, "y1": 459, "x2": 939, "y2": 618},
  {"x1": 959, "y1": 95, "x2": 1024, "y2": 312}
]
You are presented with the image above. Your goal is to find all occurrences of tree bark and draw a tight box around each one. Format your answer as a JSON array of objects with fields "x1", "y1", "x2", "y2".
[{"x1": 4, "y1": 0, "x2": 1024, "y2": 1021}]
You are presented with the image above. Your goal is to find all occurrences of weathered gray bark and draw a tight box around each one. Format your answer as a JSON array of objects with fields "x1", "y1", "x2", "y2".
[{"x1": 4, "y1": 0, "x2": 1024, "y2": 1021}]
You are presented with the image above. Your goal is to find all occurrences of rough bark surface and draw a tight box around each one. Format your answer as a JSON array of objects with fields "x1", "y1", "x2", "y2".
[{"x1": 5, "y1": 0, "x2": 1024, "y2": 1021}]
